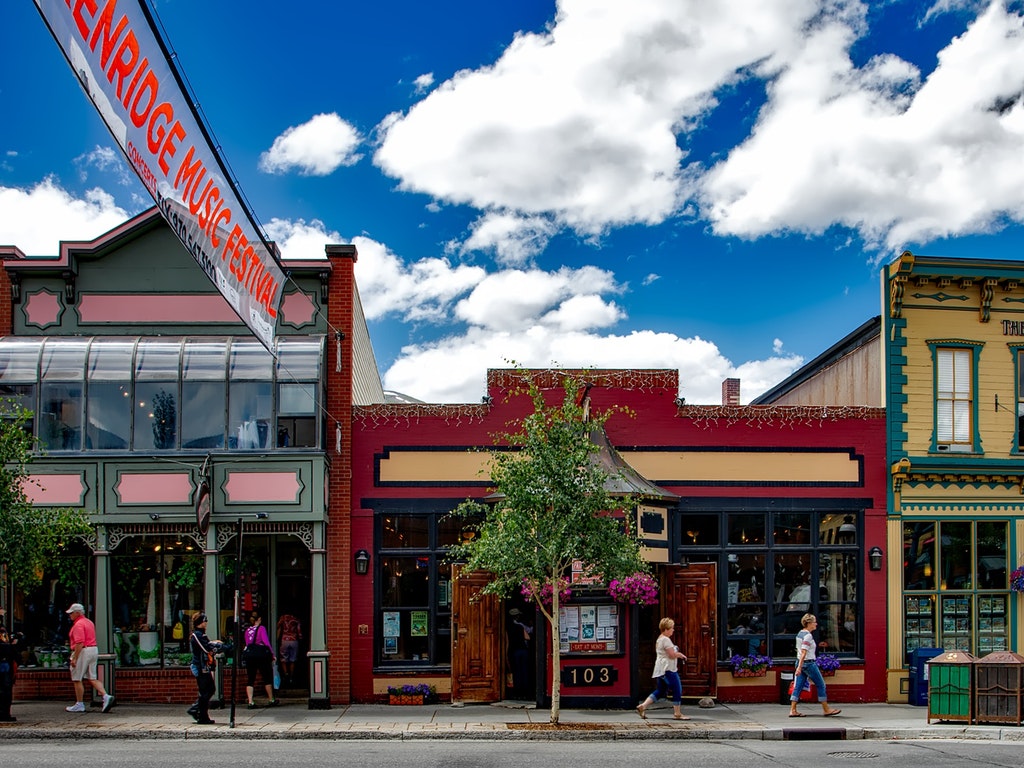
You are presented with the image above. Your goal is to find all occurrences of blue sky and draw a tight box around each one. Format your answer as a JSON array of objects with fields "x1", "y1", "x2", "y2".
[{"x1": 4, "y1": 1, "x2": 1024, "y2": 403}]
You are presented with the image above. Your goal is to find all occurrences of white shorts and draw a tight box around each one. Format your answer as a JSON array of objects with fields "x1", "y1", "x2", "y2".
[{"x1": 70, "y1": 646, "x2": 99, "y2": 682}]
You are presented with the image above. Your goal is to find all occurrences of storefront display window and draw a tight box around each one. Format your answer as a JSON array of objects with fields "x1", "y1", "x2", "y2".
[
  {"x1": 684, "y1": 506, "x2": 863, "y2": 661},
  {"x1": 902, "y1": 520, "x2": 1008, "y2": 659},
  {"x1": 558, "y1": 603, "x2": 621, "y2": 654},
  {"x1": 111, "y1": 536, "x2": 204, "y2": 668},
  {"x1": 375, "y1": 510, "x2": 480, "y2": 667}
]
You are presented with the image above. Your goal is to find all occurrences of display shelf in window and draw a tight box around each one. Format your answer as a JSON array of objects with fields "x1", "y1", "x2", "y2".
[{"x1": 904, "y1": 595, "x2": 936, "y2": 653}]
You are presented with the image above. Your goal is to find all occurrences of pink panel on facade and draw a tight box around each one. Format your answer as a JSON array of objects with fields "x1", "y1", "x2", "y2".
[
  {"x1": 78, "y1": 294, "x2": 241, "y2": 323},
  {"x1": 223, "y1": 471, "x2": 302, "y2": 503},
  {"x1": 22, "y1": 474, "x2": 86, "y2": 505},
  {"x1": 116, "y1": 472, "x2": 193, "y2": 504},
  {"x1": 313, "y1": 661, "x2": 323, "y2": 694},
  {"x1": 280, "y1": 291, "x2": 316, "y2": 327},
  {"x1": 24, "y1": 290, "x2": 62, "y2": 328}
]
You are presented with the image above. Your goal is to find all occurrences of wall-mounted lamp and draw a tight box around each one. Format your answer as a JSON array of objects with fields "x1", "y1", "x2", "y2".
[
  {"x1": 319, "y1": 271, "x2": 330, "y2": 304},
  {"x1": 354, "y1": 549, "x2": 370, "y2": 575},
  {"x1": 63, "y1": 271, "x2": 76, "y2": 305},
  {"x1": 868, "y1": 546, "x2": 884, "y2": 571},
  {"x1": 10, "y1": 273, "x2": 20, "y2": 304},
  {"x1": 149, "y1": 513, "x2": 160, "y2": 520}
]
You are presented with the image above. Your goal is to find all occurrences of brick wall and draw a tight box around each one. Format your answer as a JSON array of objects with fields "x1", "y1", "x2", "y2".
[{"x1": 324, "y1": 247, "x2": 356, "y2": 704}]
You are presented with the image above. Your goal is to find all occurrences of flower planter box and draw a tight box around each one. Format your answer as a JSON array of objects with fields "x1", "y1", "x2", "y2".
[
  {"x1": 821, "y1": 669, "x2": 836, "y2": 677},
  {"x1": 732, "y1": 668, "x2": 768, "y2": 678},
  {"x1": 389, "y1": 694, "x2": 425, "y2": 705}
]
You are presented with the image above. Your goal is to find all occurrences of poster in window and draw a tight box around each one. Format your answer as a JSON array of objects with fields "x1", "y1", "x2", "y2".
[
  {"x1": 410, "y1": 611, "x2": 428, "y2": 637},
  {"x1": 438, "y1": 578, "x2": 449, "y2": 607},
  {"x1": 383, "y1": 611, "x2": 400, "y2": 637},
  {"x1": 383, "y1": 636, "x2": 397, "y2": 655},
  {"x1": 597, "y1": 605, "x2": 618, "y2": 626},
  {"x1": 581, "y1": 606, "x2": 596, "y2": 640}
]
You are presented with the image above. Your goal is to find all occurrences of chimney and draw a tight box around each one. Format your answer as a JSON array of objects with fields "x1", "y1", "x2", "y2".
[{"x1": 721, "y1": 378, "x2": 740, "y2": 406}]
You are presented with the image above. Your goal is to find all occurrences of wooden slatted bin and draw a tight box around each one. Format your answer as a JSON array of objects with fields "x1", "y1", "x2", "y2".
[
  {"x1": 927, "y1": 650, "x2": 976, "y2": 725},
  {"x1": 974, "y1": 651, "x2": 1024, "y2": 726}
]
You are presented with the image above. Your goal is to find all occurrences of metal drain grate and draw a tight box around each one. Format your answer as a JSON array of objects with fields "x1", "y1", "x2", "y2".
[{"x1": 827, "y1": 752, "x2": 879, "y2": 759}]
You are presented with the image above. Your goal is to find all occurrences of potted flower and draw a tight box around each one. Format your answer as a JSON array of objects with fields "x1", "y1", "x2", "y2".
[
  {"x1": 387, "y1": 683, "x2": 437, "y2": 705},
  {"x1": 1010, "y1": 565, "x2": 1024, "y2": 593},
  {"x1": 608, "y1": 573, "x2": 659, "y2": 606},
  {"x1": 817, "y1": 652, "x2": 841, "y2": 676},
  {"x1": 729, "y1": 652, "x2": 772, "y2": 677}
]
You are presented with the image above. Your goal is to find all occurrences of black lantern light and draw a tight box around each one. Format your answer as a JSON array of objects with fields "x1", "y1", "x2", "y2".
[
  {"x1": 868, "y1": 546, "x2": 884, "y2": 571},
  {"x1": 354, "y1": 549, "x2": 370, "y2": 575}
]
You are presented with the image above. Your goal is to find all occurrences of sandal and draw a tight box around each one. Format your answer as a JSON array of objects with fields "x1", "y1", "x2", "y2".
[
  {"x1": 788, "y1": 711, "x2": 806, "y2": 717},
  {"x1": 635, "y1": 705, "x2": 646, "y2": 720},
  {"x1": 824, "y1": 709, "x2": 842, "y2": 717},
  {"x1": 673, "y1": 713, "x2": 691, "y2": 720}
]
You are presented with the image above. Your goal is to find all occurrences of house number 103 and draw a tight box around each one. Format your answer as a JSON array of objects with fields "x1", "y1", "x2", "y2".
[{"x1": 561, "y1": 665, "x2": 618, "y2": 687}]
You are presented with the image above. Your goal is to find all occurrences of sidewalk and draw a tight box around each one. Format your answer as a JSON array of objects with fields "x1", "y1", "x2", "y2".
[{"x1": 3, "y1": 699, "x2": 1024, "y2": 741}]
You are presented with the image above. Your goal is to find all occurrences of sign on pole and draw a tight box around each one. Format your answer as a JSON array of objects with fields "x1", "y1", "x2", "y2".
[{"x1": 35, "y1": 0, "x2": 285, "y2": 352}]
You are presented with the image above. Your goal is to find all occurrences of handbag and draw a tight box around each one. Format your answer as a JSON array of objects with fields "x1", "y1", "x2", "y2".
[
  {"x1": 788, "y1": 677, "x2": 813, "y2": 701},
  {"x1": 273, "y1": 661, "x2": 281, "y2": 690}
]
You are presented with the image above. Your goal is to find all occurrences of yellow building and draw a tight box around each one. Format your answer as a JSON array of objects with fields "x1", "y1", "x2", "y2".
[{"x1": 885, "y1": 251, "x2": 1024, "y2": 702}]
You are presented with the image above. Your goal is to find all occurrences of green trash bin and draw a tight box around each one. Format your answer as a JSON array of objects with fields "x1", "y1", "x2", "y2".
[{"x1": 927, "y1": 650, "x2": 976, "y2": 724}]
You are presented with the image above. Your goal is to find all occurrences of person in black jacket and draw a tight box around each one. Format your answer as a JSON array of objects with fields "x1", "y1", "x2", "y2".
[
  {"x1": 0, "y1": 608, "x2": 23, "y2": 722},
  {"x1": 188, "y1": 612, "x2": 222, "y2": 724}
]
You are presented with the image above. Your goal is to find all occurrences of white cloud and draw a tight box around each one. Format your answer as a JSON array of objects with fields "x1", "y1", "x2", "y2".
[
  {"x1": 74, "y1": 145, "x2": 132, "y2": 186},
  {"x1": 374, "y1": 0, "x2": 824, "y2": 255},
  {"x1": 413, "y1": 73, "x2": 435, "y2": 94},
  {"x1": 0, "y1": 177, "x2": 128, "y2": 255},
  {"x1": 700, "y1": 1, "x2": 1024, "y2": 252},
  {"x1": 642, "y1": 273, "x2": 660, "y2": 286},
  {"x1": 462, "y1": 211, "x2": 557, "y2": 264},
  {"x1": 259, "y1": 113, "x2": 363, "y2": 176}
]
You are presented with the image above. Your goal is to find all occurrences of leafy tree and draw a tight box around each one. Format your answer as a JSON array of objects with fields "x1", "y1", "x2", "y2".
[
  {"x1": 451, "y1": 371, "x2": 647, "y2": 723},
  {"x1": 0, "y1": 401, "x2": 92, "y2": 590}
]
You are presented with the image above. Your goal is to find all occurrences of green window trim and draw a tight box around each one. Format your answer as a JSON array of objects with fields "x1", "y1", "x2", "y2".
[{"x1": 927, "y1": 340, "x2": 983, "y2": 455}]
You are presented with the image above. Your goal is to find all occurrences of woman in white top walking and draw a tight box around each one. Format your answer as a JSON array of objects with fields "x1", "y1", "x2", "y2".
[
  {"x1": 635, "y1": 617, "x2": 690, "y2": 720},
  {"x1": 789, "y1": 613, "x2": 842, "y2": 717}
]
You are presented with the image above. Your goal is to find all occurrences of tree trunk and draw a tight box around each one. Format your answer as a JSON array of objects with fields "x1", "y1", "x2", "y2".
[{"x1": 549, "y1": 588, "x2": 560, "y2": 724}]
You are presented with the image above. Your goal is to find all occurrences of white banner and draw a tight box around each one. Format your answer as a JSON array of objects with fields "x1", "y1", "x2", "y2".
[{"x1": 35, "y1": 0, "x2": 285, "y2": 351}]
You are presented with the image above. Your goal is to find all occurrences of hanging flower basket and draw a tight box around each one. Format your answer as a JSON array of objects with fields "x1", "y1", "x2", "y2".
[
  {"x1": 608, "y1": 573, "x2": 659, "y2": 606},
  {"x1": 1010, "y1": 566, "x2": 1024, "y2": 593},
  {"x1": 521, "y1": 577, "x2": 571, "y2": 606},
  {"x1": 729, "y1": 653, "x2": 772, "y2": 678}
]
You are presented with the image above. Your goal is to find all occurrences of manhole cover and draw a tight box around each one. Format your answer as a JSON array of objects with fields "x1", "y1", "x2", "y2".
[{"x1": 826, "y1": 752, "x2": 879, "y2": 759}]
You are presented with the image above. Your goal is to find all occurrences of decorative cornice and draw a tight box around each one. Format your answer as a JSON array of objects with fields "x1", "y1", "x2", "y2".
[{"x1": 678, "y1": 405, "x2": 884, "y2": 430}]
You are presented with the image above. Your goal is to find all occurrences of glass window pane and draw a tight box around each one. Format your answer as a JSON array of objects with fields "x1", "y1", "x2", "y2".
[
  {"x1": 903, "y1": 522, "x2": 936, "y2": 590},
  {"x1": 276, "y1": 338, "x2": 322, "y2": 379},
  {"x1": 0, "y1": 339, "x2": 42, "y2": 381},
  {"x1": 381, "y1": 556, "x2": 429, "y2": 606},
  {"x1": 181, "y1": 381, "x2": 225, "y2": 449},
  {"x1": 229, "y1": 341, "x2": 273, "y2": 380},
  {"x1": 39, "y1": 382, "x2": 84, "y2": 450},
  {"x1": 819, "y1": 552, "x2": 857, "y2": 604},
  {"x1": 87, "y1": 381, "x2": 131, "y2": 449},
  {"x1": 381, "y1": 516, "x2": 429, "y2": 549},
  {"x1": 976, "y1": 521, "x2": 1007, "y2": 589},
  {"x1": 773, "y1": 552, "x2": 813, "y2": 612},
  {"x1": 438, "y1": 513, "x2": 482, "y2": 547},
  {"x1": 726, "y1": 606, "x2": 766, "y2": 659},
  {"x1": 822, "y1": 513, "x2": 858, "y2": 545},
  {"x1": 681, "y1": 514, "x2": 719, "y2": 546},
  {"x1": 229, "y1": 381, "x2": 272, "y2": 449},
  {"x1": 941, "y1": 522, "x2": 972, "y2": 590},
  {"x1": 727, "y1": 513, "x2": 765, "y2": 545},
  {"x1": 774, "y1": 513, "x2": 811, "y2": 545},
  {"x1": 134, "y1": 382, "x2": 178, "y2": 450},
  {"x1": 727, "y1": 553, "x2": 765, "y2": 605},
  {"x1": 817, "y1": 603, "x2": 857, "y2": 653},
  {"x1": 183, "y1": 340, "x2": 227, "y2": 380},
  {"x1": 135, "y1": 340, "x2": 181, "y2": 380},
  {"x1": 40, "y1": 339, "x2": 88, "y2": 380},
  {"x1": 88, "y1": 341, "x2": 134, "y2": 380},
  {"x1": 279, "y1": 382, "x2": 315, "y2": 415}
]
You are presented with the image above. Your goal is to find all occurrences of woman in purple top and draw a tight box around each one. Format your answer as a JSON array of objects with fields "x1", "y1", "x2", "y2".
[{"x1": 243, "y1": 611, "x2": 278, "y2": 708}]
